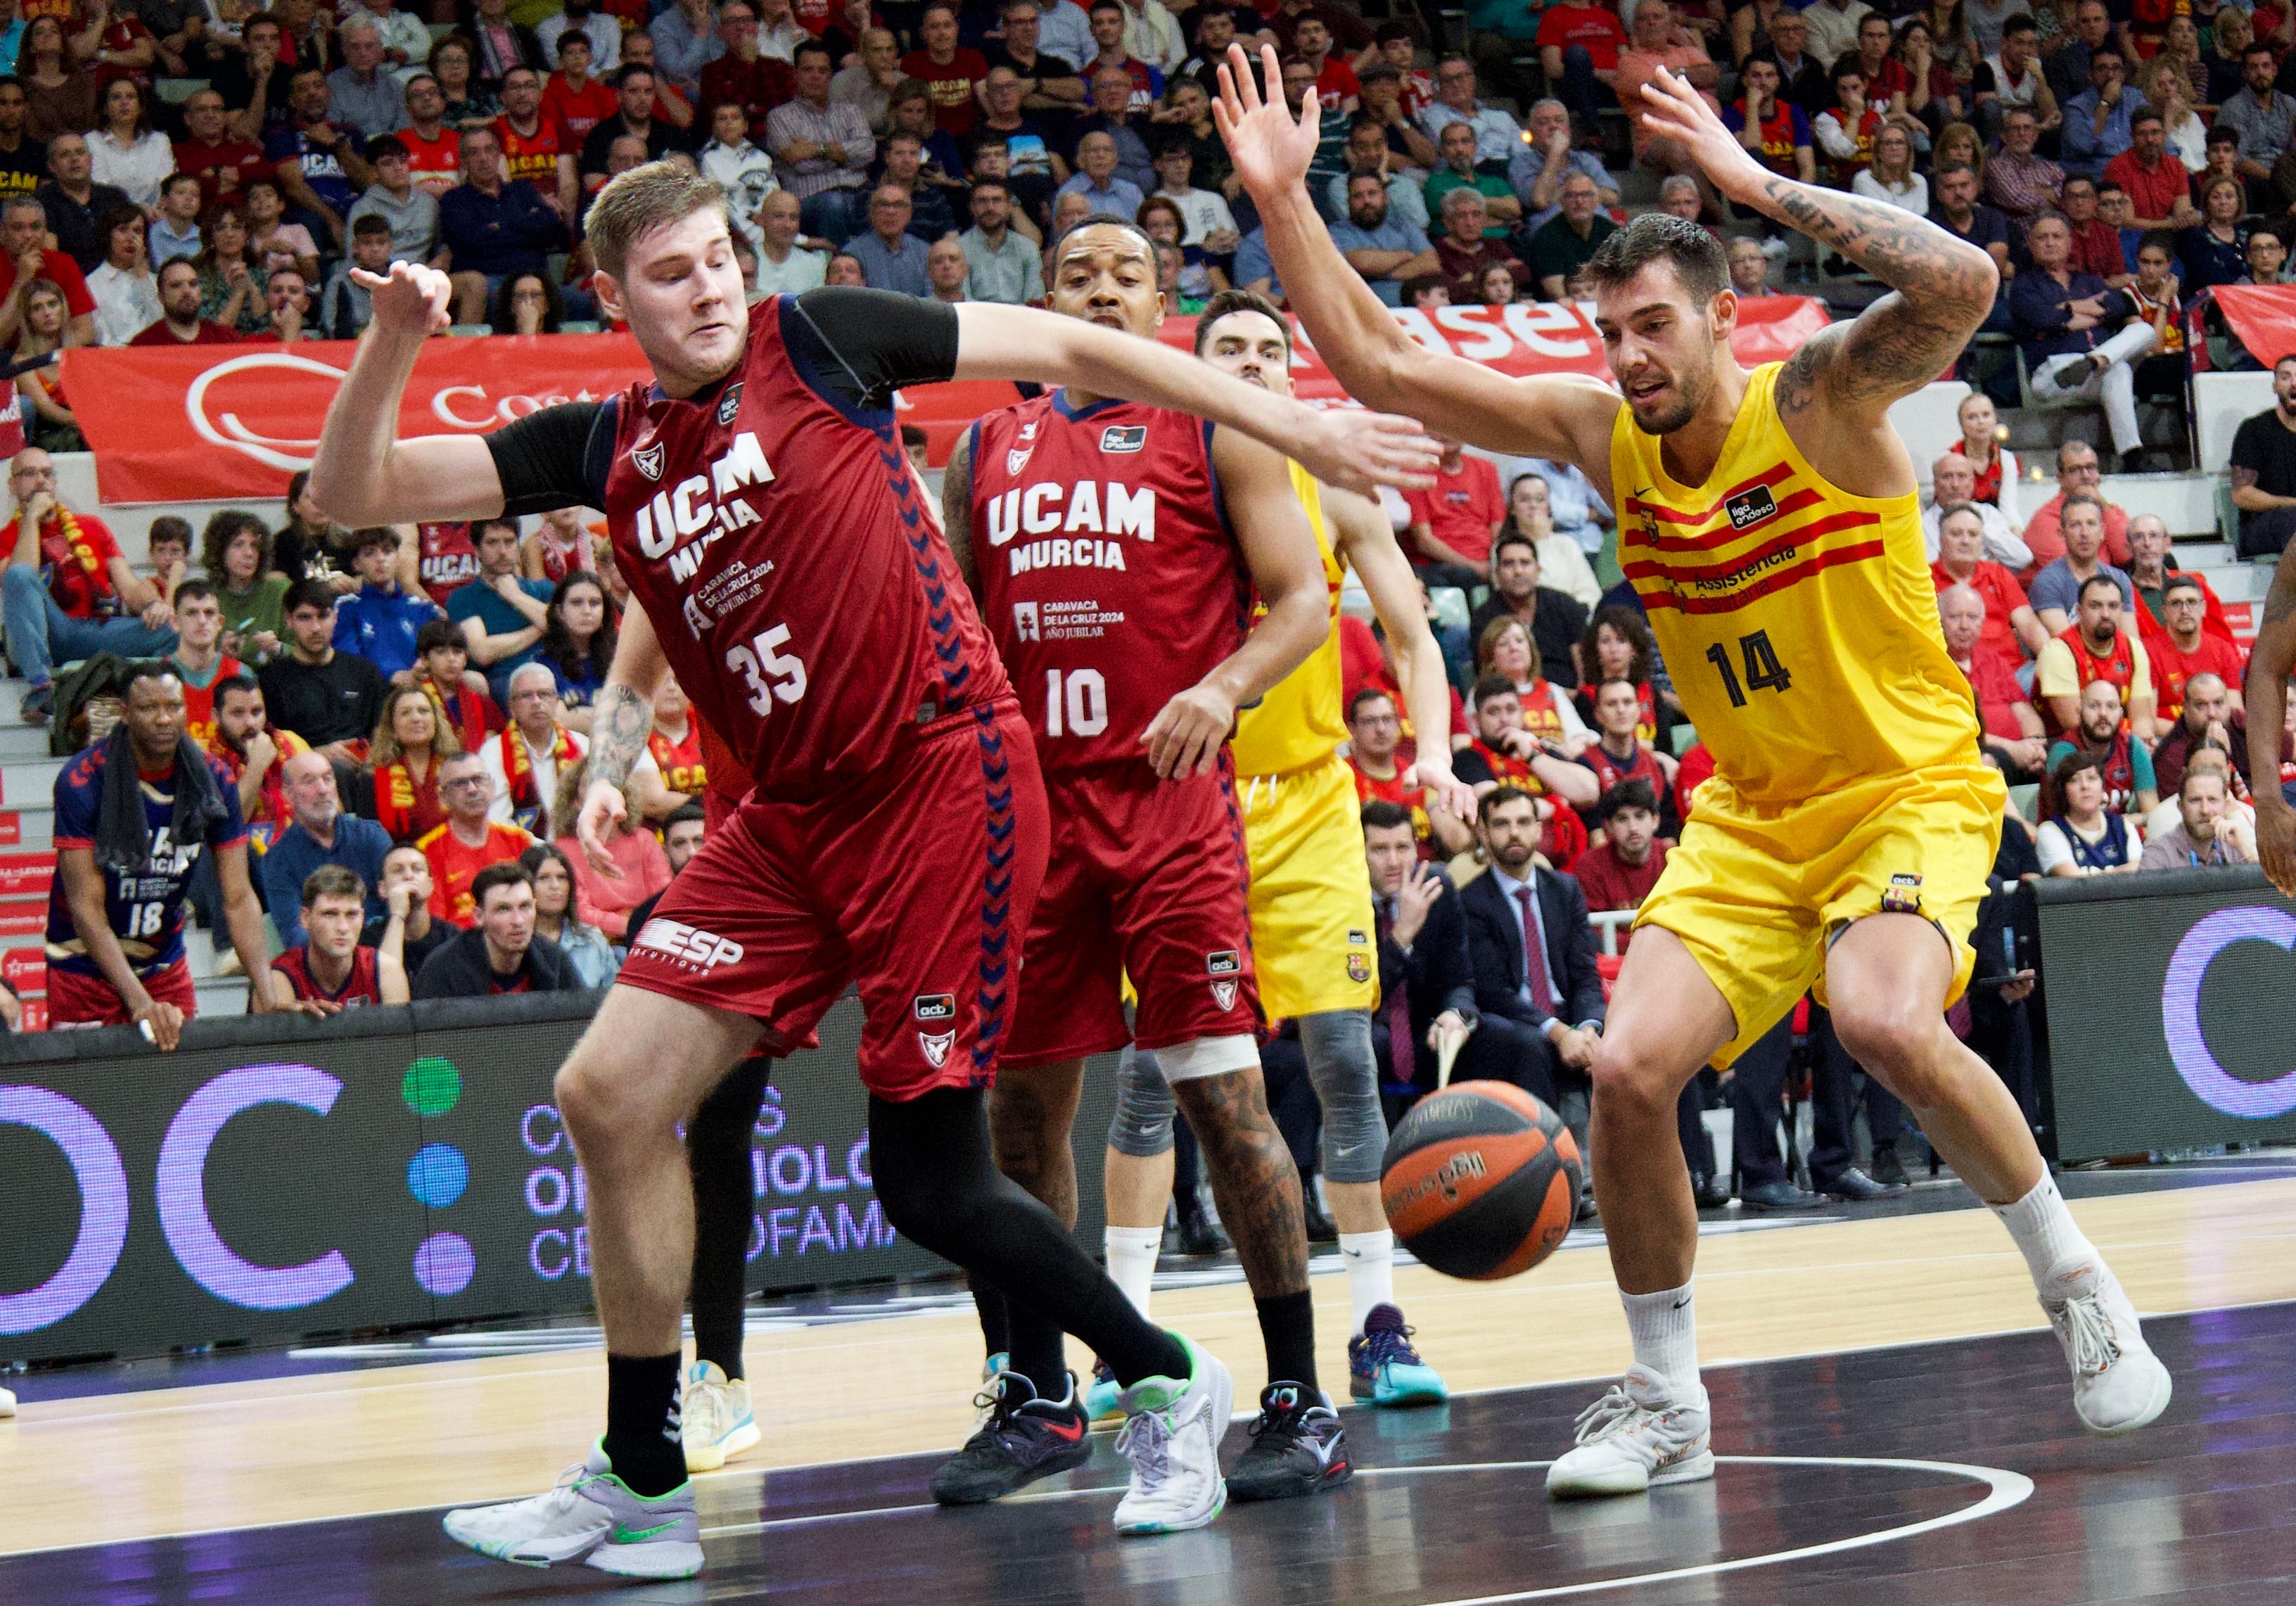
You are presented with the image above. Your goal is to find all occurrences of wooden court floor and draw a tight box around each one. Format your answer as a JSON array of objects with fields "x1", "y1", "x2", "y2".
[{"x1": 3, "y1": 1176, "x2": 2292, "y2": 1557}]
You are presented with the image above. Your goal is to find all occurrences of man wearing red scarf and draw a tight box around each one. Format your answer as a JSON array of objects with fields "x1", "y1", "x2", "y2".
[{"x1": 1, "y1": 447, "x2": 177, "y2": 723}]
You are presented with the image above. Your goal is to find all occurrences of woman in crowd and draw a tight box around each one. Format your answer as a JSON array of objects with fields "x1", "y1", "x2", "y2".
[
  {"x1": 1137, "y1": 196, "x2": 1225, "y2": 302},
  {"x1": 491, "y1": 270, "x2": 563, "y2": 335},
  {"x1": 1930, "y1": 119, "x2": 1986, "y2": 188},
  {"x1": 369, "y1": 684, "x2": 458, "y2": 843},
  {"x1": 538, "y1": 571, "x2": 616, "y2": 730},
  {"x1": 410, "y1": 618, "x2": 499, "y2": 748},
  {"x1": 428, "y1": 33, "x2": 501, "y2": 128},
  {"x1": 1854, "y1": 120, "x2": 1927, "y2": 211},
  {"x1": 246, "y1": 178, "x2": 320, "y2": 285},
  {"x1": 14, "y1": 281, "x2": 79, "y2": 452},
  {"x1": 202, "y1": 509, "x2": 290, "y2": 663},
  {"x1": 2154, "y1": 16, "x2": 2212, "y2": 110},
  {"x1": 2181, "y1": 175, "x2": 2250, "y2": 291},
  {"x1": 1499, "y1": 472, "x2": 1602, "y2": 608},
  {"x1": 2205, "y1": 7, "x2": 2253, "y2": 105},
  {"x1": 22, "y1": 17, "x2": 96, "y2": 141},
  {"x1": 520, "y1": 841, "x2": 620, "y2": 986},
  {"x1": 521, "y1": 507, "x2": 592, "y2": 584},
  {"x1": 643, "y1": 674, "x2": 706, "y2": 820},
  {"x1": 271, "y1": 469, "x2": 352, "y2": 582},
  {"x1": 2126, "y1": 229, "x2": 2189, "y2": 402},
  {"x1": 87, "y1": 77, "x2": 172, "y2": 208},
  {"x1": 546, "y1": 760, "x2": 668, "y2": 943},
  {"x1": 1573, "y1": 606, "x2": 1681, "y2": 749},
  {"x1": 2036, "y1": 751, "x2": 2145, "y2": 875},
  {"x1": 195, "y1": 201, "x2": 271, "y2": 336},
  {"x1": 1814, "y1": 55, "x2": 1884, "y2": 188},
  {"x1": 2140, "y1": 55, "x2": 2208, "y2": 171},
  {"x1": 1475, "y1": 616, "x2": 1591, "y2": 746},
  {"x1": 1949, "y1": 390, "x2": 2020, "y2": 523}
]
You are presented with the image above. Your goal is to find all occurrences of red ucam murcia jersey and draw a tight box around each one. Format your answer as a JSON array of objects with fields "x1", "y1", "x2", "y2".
[
  {"x1": 968, "y1": 392, "x2": 1251, "y2": 772},
  {"x1": 596, "y1": 295, "x2": 1009, "y2": 796}
]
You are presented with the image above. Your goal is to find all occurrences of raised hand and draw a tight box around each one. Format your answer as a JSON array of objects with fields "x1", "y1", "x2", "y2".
[
  {"x1": 350, "y1": 260, "x2": 452, "y2": 338},
  {"x1": 1633, "y1": 64, "x2": 1768, "y2": 206},
  {"x1": 1212, "y1": 42, "x2": 1319, "y2": 201},
  {"x1": 1292, "y1": 404, "x2": 1440, "y2": 495}
]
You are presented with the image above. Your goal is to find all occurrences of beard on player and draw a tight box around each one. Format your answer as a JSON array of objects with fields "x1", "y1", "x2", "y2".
[{"x1": 1590, "y1": 246, "x2": 1735, "y2": 438}]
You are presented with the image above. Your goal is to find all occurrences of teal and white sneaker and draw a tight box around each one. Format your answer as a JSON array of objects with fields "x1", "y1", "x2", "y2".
[
  {"x1": 1348, "y1": 1304, "x2": 1448, "y2": 1406},
  {"x1": 681, "y1": 1360, "x2": 760, "y2": 1472},
  {"x1": 442, "y1": 1442, "x2": 703, "y2": 1579},
  {"x1": 1083, "y1": 1357, "x2": 1124, "y2": 1426},
  {"x1": 974, "y1": 1351, "x2": 1009, "y2": 1432},
  {"x1": 1111, "y1": 1334, "x2": 1234, "y2": 1536}
]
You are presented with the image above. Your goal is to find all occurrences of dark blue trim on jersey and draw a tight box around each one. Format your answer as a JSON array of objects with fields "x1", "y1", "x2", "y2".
[
  {"x1": 779, "y1": 296, "x2": 897, "y2": 433},
  {"x1": 583, "y1": 395, "x2": 619, "y2": 509},
  {"x1": 1201, "y1": 417, "x2": 1236, "y2": 547},
  {"x1": 1050, "y1": 388, "x2": 1125, "y2": 423}
]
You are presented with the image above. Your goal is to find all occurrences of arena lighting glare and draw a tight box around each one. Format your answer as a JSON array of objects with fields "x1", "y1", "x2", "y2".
[{"x1": 2160, "y1": 905, "x2": 2296, "y2": 1119}]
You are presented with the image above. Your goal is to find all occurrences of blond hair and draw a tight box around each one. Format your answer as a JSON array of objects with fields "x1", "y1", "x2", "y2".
[{"x1": 585, "y1": 161, "x2": 728, "y2": 281}]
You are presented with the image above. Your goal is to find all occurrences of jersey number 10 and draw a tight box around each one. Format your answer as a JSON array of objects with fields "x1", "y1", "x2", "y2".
[
  {"x1": 1044, "y1": 668, "x2": 1108, "y2": 738},
  {"x1": 1704, "y1": 629, "x2": 1792, "y2": 709}
]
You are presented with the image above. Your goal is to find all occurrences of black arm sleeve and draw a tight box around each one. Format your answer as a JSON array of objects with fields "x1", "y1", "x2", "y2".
[
  {"x1": 786, "y1": 287, "x2": 961, "y2": 411},
  {"x1": 485, "y1": 399, "x2": 617, "y2": 518}
]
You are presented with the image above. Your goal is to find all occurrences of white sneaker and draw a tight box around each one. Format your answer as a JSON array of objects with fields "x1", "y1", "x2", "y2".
[
  {"x1": 0, "y1": 1385, "x2": 15, "y2": 1417},
  {"x1": 2040, "y1": 1256, "x2": 2172, "y2": 1436},
  {"x1": 1111, "y1": 1334, "x2": 1233, "y2": 1536},
  {"x1": 1545, "y1": 1364, "x2": 1714, "y2": 1499},
  {"x1": 681, "y1": 1361, "x2": 760, "y2": 1472},
  {"x1": 442, "y1": 1442, "x2": 702, "y2": 1579}
]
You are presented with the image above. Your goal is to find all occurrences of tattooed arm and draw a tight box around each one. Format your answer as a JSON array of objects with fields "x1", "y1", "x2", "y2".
[
  {"x1": 2248, "y1": 545, "x2": 2296, "y2": 896},
  {"x1": 574, "y1": 604, "x2": 669, "y2": 881},
  {"x1": 1634, "y1": 68, "x2": 1998, "y2": 489},
  {"x1": 940, "y1": 426, "x2": 980, "y2": 601}
]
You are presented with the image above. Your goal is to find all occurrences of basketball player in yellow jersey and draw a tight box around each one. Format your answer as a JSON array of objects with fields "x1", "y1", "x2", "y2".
[
  {"x1": 1092, "y1": 292, "x2": 1478, "y2": 1454},
  {"x1": 1216, "y1": 49, "x2": 2172, "y2": 1490}
]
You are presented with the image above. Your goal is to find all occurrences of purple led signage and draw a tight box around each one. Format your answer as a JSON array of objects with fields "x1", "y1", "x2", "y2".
[
  {"x1": 2162, "y1": 906, "x2": 2296, "y2": 1119},
  {"x1": 155, "y1": 1065, "x2": 354, "y2": 1311},
  {"x1": 0, "y1": 1086, "x2": 129, "y2": 1334}
]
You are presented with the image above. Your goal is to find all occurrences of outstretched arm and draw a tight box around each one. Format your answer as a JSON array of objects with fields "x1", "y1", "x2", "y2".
[
  {"x1": 1635, "y1": 68, "x2": 1996, "y2": 448},
  {"x1": 952, "y1": 301, "x2": 1439, "y2": 497},
  {"x1": 1213, "y1": 44, "x2": 1624, "y2": 491},
  {"x1": 2249, "y1": 544, "x2": 2296, "y2": 895}
]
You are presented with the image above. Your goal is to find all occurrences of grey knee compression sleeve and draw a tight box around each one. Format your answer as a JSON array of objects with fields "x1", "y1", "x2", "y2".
[
  {"x1": 1107, "y1": 1043, "x2": 1177, "y2": 1158},
  {"x1": 1302, "y1": 1008, "x2": 1387, "y2": 1184}
]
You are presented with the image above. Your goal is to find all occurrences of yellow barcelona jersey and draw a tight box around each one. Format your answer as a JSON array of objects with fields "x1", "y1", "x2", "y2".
[
  {"x1": 1230, "y1": 460, "x2": 1348, "y2": 778},
  {"x1": 1609, "y1": 363, "x2": 1982, "y2": 808}
]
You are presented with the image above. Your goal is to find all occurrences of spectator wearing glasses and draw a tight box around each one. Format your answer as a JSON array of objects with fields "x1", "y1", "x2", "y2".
[
  {"x1": 1347, "y1": 687, "x2": 1476, "y2": 859},
  {"x1": 412, "y1": 860, "x2": 583, "y2": 995},
  {"x1": 419, "y1": 749, "x2": 535, "y2": 925},
  {"x1": 2020, "y1": 438, "x2": 2131, "y2": 578},
  {"x1": 482, "y1": 661, "x2": 586, "y2": 834}
]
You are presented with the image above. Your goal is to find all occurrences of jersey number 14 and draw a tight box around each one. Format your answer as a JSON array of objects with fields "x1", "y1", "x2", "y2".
[{"x1": 1704, "y1": 629, "x2": 1792, "y2": 709}]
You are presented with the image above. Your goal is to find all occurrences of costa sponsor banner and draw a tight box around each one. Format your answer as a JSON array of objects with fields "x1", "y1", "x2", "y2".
[
  {"x1": 67, "y1": 297, "x2": 1830, "y2": 505},
  {"x1": 2200, "y1": 284, "x2": 2296, "y2": 374}
]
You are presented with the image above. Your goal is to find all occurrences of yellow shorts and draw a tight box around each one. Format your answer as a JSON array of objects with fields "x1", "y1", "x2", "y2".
[
  {"x1": 1634, "y1": 760, "x2": 2005, "y2": 1067},
  {"x1": 1237, "y1": 753, "x2": 1378, "y2": 1021}
]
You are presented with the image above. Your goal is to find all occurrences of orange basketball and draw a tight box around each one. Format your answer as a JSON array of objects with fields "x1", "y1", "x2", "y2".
[{"x1": 1379, "y1": 1083, "x2": 1583, "y2": 1280}]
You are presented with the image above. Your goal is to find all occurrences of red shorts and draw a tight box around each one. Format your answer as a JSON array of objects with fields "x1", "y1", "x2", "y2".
[
  {"x1": 1002, "y1": 755, "x2": 1259, "y2": 1069},
  {"x1": 47, "y1": 960, "x2": 197, "y2": 1028},
  {"x1": 617, "y1": 701, "x2": 1048, "y2": 1100}
]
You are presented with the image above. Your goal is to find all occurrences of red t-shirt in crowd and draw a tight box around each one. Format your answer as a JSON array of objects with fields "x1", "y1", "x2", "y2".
[
  {"x1": 1351, "y1": 755, "x2": 1441, "y2": 859},
  {"x1": 1536, "y1": 4, "x2": 1628, "y2": 72},
  {"x1": 1313, "y1": 57, "x2": 1360, "y2": 110},
  {"x1": 400, "y1": 125, "x2": 464, "y2": 196},
  {"x1": 128, "y1": 319, "x2": 243, "y2": 345},
  {"x1": 900, "y1": 48, "x2": 991, "y2": 134},
  {"x1": 1959, "y1": 648, "x2": 2029, "y2": 741},
  {"x1": 1403, "y1": 454, "x2": 1504, "y2": 567},
  {"x1": 495, "y1": 115, "x2": 570, "y2": 192},
  {"x1": 701, "y1": 53, "x2": 798, "y2": 141},
  {"x1": 38, "y1": 512, "x2": 122, "y2": 619},
  {"x1": 0, "y1": 248, "x2": 93, "y2": 318},
  {"x1": 1674, "y1": 741, "x2": 1714, "y2": 821},
  {"x1": 1575, "y1": 738, "x2": 1669, "y2": 817},
  {"x1": 420, "y1": 820, "x2": 534, "y2": 926},
  {"x1": 170, "y1": 137, "x2": 274, "y2": 206},
  {"x1": 542, "y1": 72, "x2": 618, "y2": 148},
  {"x1": 2147, "y1": 630, "x2": 2247, "y2": 724},
  {"x1": 272, "y1": 943, "x2": 383, "y2": 1005},
  {"x1": 1571, "y1": 837, "x2": 1670, "y2": 917},
  {"x1": 1931, "y1": 558, "x2": 2032, "y2": 677},
  {"x1": 175, "y1": 654, "x2": 246, "y2": 751}
]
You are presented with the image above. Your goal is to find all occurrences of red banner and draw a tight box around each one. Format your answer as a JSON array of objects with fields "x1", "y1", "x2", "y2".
[
  {"x1": 2203, "y1": 284, "x2": 2296, "y2": 374},
  {"x1": 68, "y1": 298, "x2": 1832, "y2": 506}
]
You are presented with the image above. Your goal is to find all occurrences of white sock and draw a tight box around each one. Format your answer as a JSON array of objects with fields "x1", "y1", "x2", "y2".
[
  {"x1": 1337, "y1": 1230, "x2": 1395, "y2": 1336},
  {"x1": 1992, "y1": 1173, "x2": 2096, "y2": 1288},
  {"x1": 1103, "y1": 1225, "x2": 1162, "y2": 1318},
  {"x1": 1621, "y1": 1283, "x2": 1702, "y2": 1400}
]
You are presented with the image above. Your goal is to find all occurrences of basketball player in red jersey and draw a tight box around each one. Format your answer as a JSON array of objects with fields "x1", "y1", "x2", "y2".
[
  {"x1": 309, "y1": 164, "x2": 1436, "y2": 1579},
  {"x1": 933, "y1": 215, "x2": 1336, "y2": 1517}
]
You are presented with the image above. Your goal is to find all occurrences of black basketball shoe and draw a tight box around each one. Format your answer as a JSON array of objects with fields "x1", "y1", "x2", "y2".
[
  {"x1": 929, "y1": 1371, "x2": 1094, "y2": 1506},
  {"x1": 1226, "y1": 1383, "x2": 1351, "y2": 1502}
]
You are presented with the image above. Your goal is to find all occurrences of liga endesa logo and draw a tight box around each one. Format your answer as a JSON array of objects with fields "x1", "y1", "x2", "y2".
[{"x1": 181, "y1": 350, "x2": 616, "y2": 472}]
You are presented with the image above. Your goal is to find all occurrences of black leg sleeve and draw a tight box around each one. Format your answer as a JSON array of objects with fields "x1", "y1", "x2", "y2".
[
  {"x1": 686, "y1": 1055, "x2": 773, "y2": 1381},
  {"x1": 869, "y1": 1087, "x2": 1190, "y2": 1389}
]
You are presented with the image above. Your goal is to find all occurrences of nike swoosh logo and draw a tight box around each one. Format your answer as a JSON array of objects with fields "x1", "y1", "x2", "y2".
[
  {"x1": 1672, "y1": 1295, "x2": 1692, "y2": 1310},
  {"x1": 613, "y1": 1519, "x2": 685, "y2": 1544},
  {"x1": 1042, "y1": 1416, "x2": 1088, "y2": 1444}
]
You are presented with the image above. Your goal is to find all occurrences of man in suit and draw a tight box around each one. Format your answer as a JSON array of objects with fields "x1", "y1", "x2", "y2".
[
  {"x1": 1365, "y1": 800, "x2": 1503, "y2": 1115},
  {"x1": 1455, "y1": 785, "x2": 1606, "y2": 1149}
]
